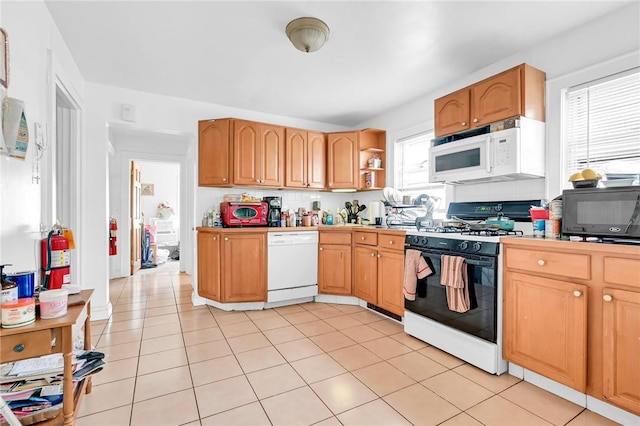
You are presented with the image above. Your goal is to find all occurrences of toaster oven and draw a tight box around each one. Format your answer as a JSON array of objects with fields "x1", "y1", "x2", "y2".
[{"x1": 220, "y1": 202, "x2": 268, "y2": 227}]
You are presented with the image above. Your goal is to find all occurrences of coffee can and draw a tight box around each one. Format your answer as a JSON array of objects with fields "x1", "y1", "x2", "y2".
[
  {"x1": 545, "y1": 219, "x2": 561, "y2": 239},
  {"x1": 549, "y1": 200, "x2": 563, "y2": 219}
]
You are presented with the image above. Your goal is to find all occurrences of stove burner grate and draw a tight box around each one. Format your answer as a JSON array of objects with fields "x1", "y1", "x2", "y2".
[{"x1": 460, "y1": 229, "x2": 524, "y2": 237}]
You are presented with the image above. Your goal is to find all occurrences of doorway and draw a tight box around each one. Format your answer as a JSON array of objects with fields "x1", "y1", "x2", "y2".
[
  {"x1": 136, "y1": 160, "x2": 181, "y2": 274},
  {"x1": 107, "y1": 124, "x2": 195, "y2": 279}
]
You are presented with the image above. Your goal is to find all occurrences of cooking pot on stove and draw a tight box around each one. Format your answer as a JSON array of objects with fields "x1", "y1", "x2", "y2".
[{"x1": 486, "y1": 213, "x2": 515, "y2": 231}]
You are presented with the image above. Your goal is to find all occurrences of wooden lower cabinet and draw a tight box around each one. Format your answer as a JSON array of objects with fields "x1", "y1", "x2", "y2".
[
  {"x1": 502, "y1": 238, "x2": 640, "y2": 417},
  {"x1": 602, "y1": 287, "x2": 640, "y2": 414},
  {"x1": 197, "y1": 230, "x2": 266, "y2": 303},
  {"x1": 377, "y1": 249, "x2": 405, "y2": 317},
  {"x1": 197, "y1": 232, "x2": 221, "y2": 300},
  {"x1": 503, "y1": 271, "x2": 587, "y2": 391},
  {"x1": 318, "y1": 244, "x2": 351, "y2": 295},
  {"x1": 353, "y1": 245, "x2": 378, "y2": 304}
]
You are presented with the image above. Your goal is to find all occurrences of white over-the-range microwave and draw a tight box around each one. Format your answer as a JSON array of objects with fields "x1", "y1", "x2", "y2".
[{"x1": 429, "y1": 117, "x2": 545, "y2": 184}]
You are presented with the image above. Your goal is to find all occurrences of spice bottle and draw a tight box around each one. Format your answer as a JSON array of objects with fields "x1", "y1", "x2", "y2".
[{"x1": 1, "y1": 264, "x2": 18, "y2": 303}]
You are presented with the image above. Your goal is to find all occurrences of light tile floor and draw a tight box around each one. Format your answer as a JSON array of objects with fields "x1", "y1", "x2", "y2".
[{"x1": 76, "y1": 261, "x2": 620, "y2": 426}]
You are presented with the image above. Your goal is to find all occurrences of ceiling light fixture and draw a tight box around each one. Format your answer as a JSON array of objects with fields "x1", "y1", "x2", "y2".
[{"x1": 286, "y1": 17, "x2": 330, "y2": 53}]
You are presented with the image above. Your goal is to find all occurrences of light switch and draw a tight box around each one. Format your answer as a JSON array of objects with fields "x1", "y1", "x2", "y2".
[{"x1": 122, "y1": 104, "x2": 136, "y2": 122}]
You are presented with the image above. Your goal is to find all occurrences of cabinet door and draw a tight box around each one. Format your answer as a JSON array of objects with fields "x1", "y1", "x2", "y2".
[
  {"x1": 222, "y1": 233, "x2": 266, "y2": 302},
  {"x1": 307, "y1": 131, "x2": 326, "y2": 189},
  {"x1": 327, "y1": 132, "x2": 358, "y2": 189},
  {"x1": 260, "y1": 124, "x2": 285, "y2": 187},
  {"x1": 377, "y1": 250, "x2": 405, "y2": 317},
  {"x1": 285, "y1": 128, "x2": 307, "y2": 188},
  {"x1": 233, "y1": 120, "x2": 261, "y2": 185},
  {"x1": 197, "y1": 232, "x2": 220, "y2": 301},
  {"x1": 353, "y1": 245, "x2": 378, "y2": 304},
  {"x1": 434, "y1": 89, "x2": 471, "y2": 137},
  {"x1": 198, "y1": 120, "x2": 231, "y2": 186},
  {"x1": 471, "y1": 66, "x2": 521, "y2": 127},
  {"x1": 602, "y1": 287, "x2": 640, "y2": 414},
  {"x1": 318, "y1": 244, "x2": 351, "y2": 295},
  {"x1": 503, "y1": 272, "x2": 587, "y2": 391}
]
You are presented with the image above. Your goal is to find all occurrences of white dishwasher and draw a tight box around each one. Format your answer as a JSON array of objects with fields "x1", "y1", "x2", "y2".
[{"x1": 267, "y1": 231, "x2": 318, "y2": 303}]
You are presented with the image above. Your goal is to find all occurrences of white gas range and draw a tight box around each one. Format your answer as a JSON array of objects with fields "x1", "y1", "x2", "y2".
[{"x1": 398, "y1": 200, "x2": 541, "y2": 375}]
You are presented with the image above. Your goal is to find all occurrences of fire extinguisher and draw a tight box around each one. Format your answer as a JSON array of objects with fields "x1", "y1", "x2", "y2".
[
  {"x1": 41, "y1": 230, "x2": 71, "y2": 290},
  {"x1": 109, "y1": 218, "x2": 118, "y2": 256}
]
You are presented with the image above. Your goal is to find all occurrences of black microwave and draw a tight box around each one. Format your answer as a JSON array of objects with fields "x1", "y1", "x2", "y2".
[{"x1": 562, "y1": 186, "x2": 640, "y2": 239}]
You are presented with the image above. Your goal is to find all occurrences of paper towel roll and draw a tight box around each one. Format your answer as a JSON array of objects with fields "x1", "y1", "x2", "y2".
[{"x1": 369, "y1": 201, "x2": 383, "y2": 222}]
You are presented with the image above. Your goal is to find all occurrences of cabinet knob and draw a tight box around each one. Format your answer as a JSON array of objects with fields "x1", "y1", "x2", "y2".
[
  {"x1": 224, "y1": 237, "x2": 229, "y2": 241},
  {"x1": 13, "y1": 343, "x2": 25, "y2": 353},
  {"x1": 222, "y1": 178, "x2": 227, "y2": 182},
  {"x1": 213, "y1": 237, "x2": 217, "y2": 240},
  {"x1": 473, "y1": 118, "x2": 478, "y2": 123},
  {"x1": 603, "y1": 294, "x2": 613, "y2": 302},
  {"x1": 537, "y1": 259, "x2": 545, "y2": 266},
  {"x1": 371, "y1": 252, "x2": 375, "y2": 257},
  {"x1": 461, "y1": 121, "x2": 467, "y2": 126},
  {"x1": 377, "y1": 254, "x2": 381, "y2": 258},
  {"x1": 573, "y1": 290, "x2": 582, "y2": 298},
  {"x1": 361, "y1": 236, "x2": 365, "y2": 240},
  {"x1": 319, "y1": 247, "x2": 324, "y2": 251},
  {"x1": 389, "y1": 240, "x2": 394, "y2": 244}
]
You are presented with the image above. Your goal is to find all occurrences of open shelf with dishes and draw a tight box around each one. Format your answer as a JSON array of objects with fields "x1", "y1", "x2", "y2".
[{"x1": 358, "y1": 130, "x2": 386, "y2": 190}]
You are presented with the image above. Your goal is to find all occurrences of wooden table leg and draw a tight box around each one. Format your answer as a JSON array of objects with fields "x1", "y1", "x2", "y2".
[
  {"x1": 62, "y1": 326, "x2": 73, "y2": 426},
  {"x1": 84, "y1": 300, "x2": 92, "y2": 394}
]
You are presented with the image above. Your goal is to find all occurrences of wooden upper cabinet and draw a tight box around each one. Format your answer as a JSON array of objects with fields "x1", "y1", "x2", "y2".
[
  {"x1": 307, "y1": 131, "x2": 326, "y2": 188},
  {"x1": 434, "y1": 89, "x2": 471, "y2": 136},
  {"x1": 434, "y1": 64, "x2": 546, "y2": 137},
  {"x1": 327, "y1": 132, "x2": 358, "y2": 190},
  {"x1": 232, "y1": 120, "x2": 284, "y2": 187},
  {"x1": 260, "y1": 124, "x2": 285, "y2": 187},
  {"x1": 198, "y1": 119, "x2": 231, "y2": 186},
  {"x1": 285, "y1": 129, "x2": 325, "y2": 189}
]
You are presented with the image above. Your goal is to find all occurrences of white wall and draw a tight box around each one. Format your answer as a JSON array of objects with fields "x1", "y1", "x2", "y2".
[
  {"x1": 138, "y1": 161, "x2": 180, "y2": 224},
  {"x1": 358, "y1": 2, "x2": 640, "y2": 204},
  {"x1": 0, "y1": 1, "x2": 84, "y2": 281}
]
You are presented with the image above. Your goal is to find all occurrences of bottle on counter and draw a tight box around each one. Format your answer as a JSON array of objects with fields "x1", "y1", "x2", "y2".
[
  {"x1": 202, "y1": 213, "x2": 208, "y2": 227},
  {"x1": 326, "y1": 210, "x2": 334, "y2": 225},
  {"x1": 1, "y1": 264, "x2": 18, "y2": 303},
  {"x1": 207, "y1": 209, "x2": 214, "y2": 227}
]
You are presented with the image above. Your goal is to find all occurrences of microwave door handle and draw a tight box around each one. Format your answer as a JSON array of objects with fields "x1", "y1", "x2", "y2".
[
  {"x1": 624, "y1": 195, "x2": 640, "y2": 233},
  {"x1": 486, "y1": 135, "x2": 492, "y2": 173}
]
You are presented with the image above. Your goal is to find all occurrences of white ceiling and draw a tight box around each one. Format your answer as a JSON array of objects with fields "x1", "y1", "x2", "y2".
[{"x1": 44, "y1": 1, "x2": 631, "y2": 127}]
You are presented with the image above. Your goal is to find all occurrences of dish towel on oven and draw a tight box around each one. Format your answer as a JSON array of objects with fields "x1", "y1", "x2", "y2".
[
  {"x1": 403, "y1": 249, "x2": 432, "y2": 301},
  {"x1": 440, "y1": 255, "x2": 471, "y2": 313}
]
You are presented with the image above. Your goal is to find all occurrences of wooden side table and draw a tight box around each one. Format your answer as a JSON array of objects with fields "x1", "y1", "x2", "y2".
[{"x1": 0, "y1": 289, "x2": 94, "y2": 425}]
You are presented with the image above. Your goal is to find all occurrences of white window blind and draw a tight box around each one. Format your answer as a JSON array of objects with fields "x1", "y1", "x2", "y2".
[{"x1": 566, "y1": 68, "x2": 640, "y2": 174}]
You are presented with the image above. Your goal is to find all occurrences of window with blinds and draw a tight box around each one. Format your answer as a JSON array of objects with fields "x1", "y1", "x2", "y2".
[
  {"x1": 394, "y1": 131, "x2": 446, "y2": 214},
  {"x1": 565, "y1": 68, "x2": 640, "y2": 175}
]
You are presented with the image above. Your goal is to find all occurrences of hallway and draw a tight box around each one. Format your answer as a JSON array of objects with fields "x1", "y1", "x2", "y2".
[{"x1": 77, "y1": 265, "x2": 619, "y2": 425}]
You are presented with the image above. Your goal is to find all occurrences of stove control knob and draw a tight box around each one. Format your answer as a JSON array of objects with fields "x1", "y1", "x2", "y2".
[
  {"x1": 472, "y1": 242, "x2": 482, "y2": 252},
  {"x1": 418, "y1": 236, "x2": 428, "y2": 247},
  {"x1": 458, "y1": 241, "x2": 468, "y2": 251},
  {"x1": 407, "y1": 235, "x2": 418, "y2": 245}
]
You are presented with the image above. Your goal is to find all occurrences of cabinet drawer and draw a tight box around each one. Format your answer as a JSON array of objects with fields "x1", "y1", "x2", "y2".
[
  {"x1": 505, "y1": 247, "x2": 590, "y2": 280},
  {"x1": 1, "y1": 329, "x2": 54, "y2": 363},
  {"x1": 378, "y1": 234, "x2": 405, "y2": 251},
  {"x1": 603, "y1": 257, "x2": 640, "y2": 288},
  {"x1": 354, "y1": 231, "x2": 377, "y2": 246},
  {"x1": 320, "y1": 232, "x2": 351, "y2": 245}
]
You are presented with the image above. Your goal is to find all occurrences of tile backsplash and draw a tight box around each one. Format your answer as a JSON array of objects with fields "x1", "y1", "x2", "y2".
[{"x1": 453, "y1": 178, "x2": 546, "y2": 203}]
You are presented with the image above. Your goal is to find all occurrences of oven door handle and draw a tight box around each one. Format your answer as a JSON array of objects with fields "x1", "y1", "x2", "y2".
[{"x1": 464, "y1": 259, "x2": 495, "y2": 267}]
